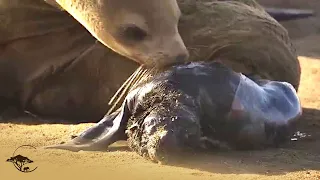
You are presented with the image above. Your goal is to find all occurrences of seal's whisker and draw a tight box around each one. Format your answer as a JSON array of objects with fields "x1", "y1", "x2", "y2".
[
  {"x1": 107, "y1": 65, "x2": 147, "y2": 115},
  {"x1": 131, "y1": 68, "x2": 149, "y2": 88},
  {"x1": 107, "y1": 65, "x2": 163, "y2": 115},
  {"x1": 108, "y1": 66, "x2": 143, "y2": 106}
]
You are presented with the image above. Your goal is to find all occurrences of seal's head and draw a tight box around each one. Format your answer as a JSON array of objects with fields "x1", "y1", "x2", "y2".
[{"x1": 55, "y1": 0, "x2": 189, "y2": 68}]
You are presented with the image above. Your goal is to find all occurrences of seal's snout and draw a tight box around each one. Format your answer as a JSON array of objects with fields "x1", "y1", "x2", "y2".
[
  {"x1": 155, "y1": 43, "x2": 189, "y2": 68},
  {"x1": 158, "y1": 124, "x2": 200, "y2": 153},
  {"x1": 170, "y1": 34, "x2": 190, "y2": 65},
  {"x1": 175, "y1": 53, "x2": 189, "y2": 64},
  {"x1": 148, "y1": 114, "x2": 201, "y2": 162}
]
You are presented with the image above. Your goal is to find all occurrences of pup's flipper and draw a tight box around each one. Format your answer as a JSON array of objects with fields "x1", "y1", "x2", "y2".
[{"x1": 44, "y1": 101, "x2": 131, "y2": 152}]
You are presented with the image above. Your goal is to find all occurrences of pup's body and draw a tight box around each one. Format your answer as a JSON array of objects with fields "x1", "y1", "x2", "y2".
[{"x1": 45, "y1": 61, "x2": 301, "y2": 163}]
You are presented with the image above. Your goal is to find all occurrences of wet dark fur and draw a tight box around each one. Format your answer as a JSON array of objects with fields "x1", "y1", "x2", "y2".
[
  {"x1": 125, "y1": 62, "x2": 300, "y2": 162},
  {"x1": 125, "y1": 66, "x2": 237, "y2": 158},
  {"x1": 44, "y1": 61, "x2": 300, "y2": 163}
]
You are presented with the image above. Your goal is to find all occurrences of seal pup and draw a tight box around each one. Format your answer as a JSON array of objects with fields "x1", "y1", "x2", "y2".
[
  {"x1": 44, "y1": 0, "x2": 189, "y2": 68},
  {"x1": 45, "y1": 61, "x2": 302, "y2": 163}
]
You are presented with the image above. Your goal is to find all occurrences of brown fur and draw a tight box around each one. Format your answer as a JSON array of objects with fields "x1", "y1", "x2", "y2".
[
  {"x1": 49, "y1": 0, "x2": 189, "y2": 67},
  {"x1": 0, "y1": 0, "x2": 301, "y2": 122}
]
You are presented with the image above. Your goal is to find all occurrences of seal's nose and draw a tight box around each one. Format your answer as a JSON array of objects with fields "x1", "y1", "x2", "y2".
[{"x1": 175, "y1": 52, "x2": 189, "y2": 64}]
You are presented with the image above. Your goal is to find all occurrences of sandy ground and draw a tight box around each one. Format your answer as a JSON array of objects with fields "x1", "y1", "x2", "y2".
[{"x1": 1, "y1": 1, "x2": 320, "y2": 180}]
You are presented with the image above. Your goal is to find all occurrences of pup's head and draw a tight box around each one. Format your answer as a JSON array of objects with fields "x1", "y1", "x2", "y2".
[{"x1": 56, "y1": 0, "x2": 189, "y2": 68}]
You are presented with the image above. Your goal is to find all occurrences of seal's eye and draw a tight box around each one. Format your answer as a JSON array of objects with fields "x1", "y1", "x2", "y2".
[{"x1": 120, "y1": 24, "x2": 148, "y2": 42}]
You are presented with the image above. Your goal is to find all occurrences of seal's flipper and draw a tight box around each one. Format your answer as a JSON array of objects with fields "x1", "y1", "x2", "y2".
[
  {"x1": 45, "y1": 101, "x2": 131, "y2": 152},
  {"x1": 265, "y1": 8, "x2": 315, "y2": 21}
]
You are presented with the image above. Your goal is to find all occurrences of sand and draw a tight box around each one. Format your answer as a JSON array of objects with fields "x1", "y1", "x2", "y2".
[{"x1": 1, "y1": 1, "x2": 320, "y2": 179}]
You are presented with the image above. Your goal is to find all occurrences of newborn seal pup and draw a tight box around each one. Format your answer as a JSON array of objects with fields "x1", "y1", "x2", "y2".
[{"x1": 46, "y1": 61, "x2": 302, "y2": 163}]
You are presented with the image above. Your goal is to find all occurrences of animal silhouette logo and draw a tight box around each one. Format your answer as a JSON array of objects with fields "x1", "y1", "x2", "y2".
[{"x1": 6, "y1": 145, "x2": 38, "y2": 173}]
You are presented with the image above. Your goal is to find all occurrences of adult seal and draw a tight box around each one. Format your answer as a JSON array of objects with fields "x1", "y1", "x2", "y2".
[
  {"x1": 4, "y1": 0, "x2": 189, "y2": 67},
  {"x1": 0, "y1": 0, "x2": 313, "y2": 122},
  {"x1": 0, "y1": 0, "x2": 188, "y2": 120}
]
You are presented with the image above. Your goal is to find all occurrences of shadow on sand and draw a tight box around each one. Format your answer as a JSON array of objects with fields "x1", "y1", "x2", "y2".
[{"x1": 0, "y1": 106, "x2": 101, "y2": 124}]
